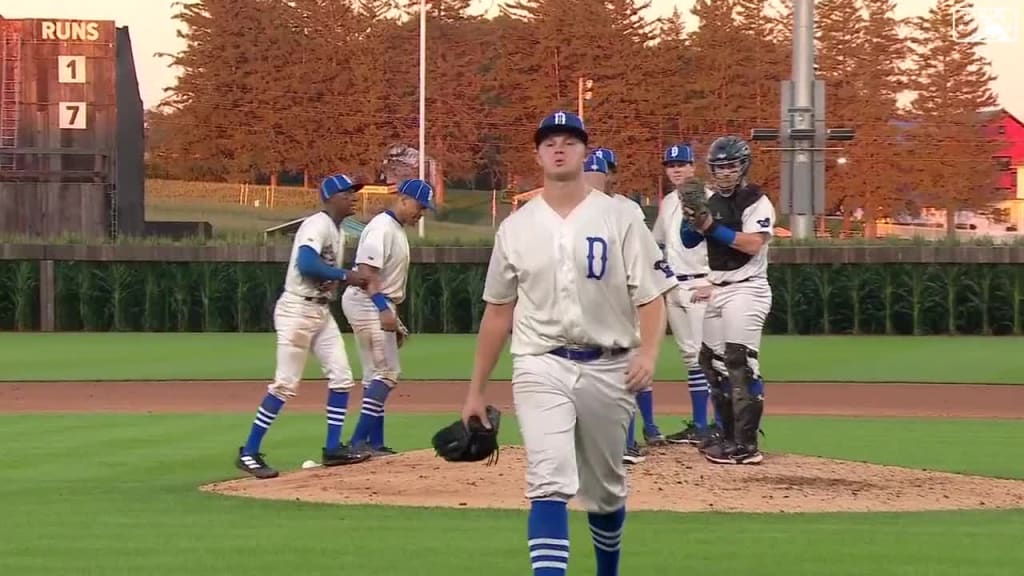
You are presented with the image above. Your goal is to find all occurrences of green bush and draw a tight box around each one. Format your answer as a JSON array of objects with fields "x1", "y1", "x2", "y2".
[{"x1": 0, "y1": 261, "x2": 1021, "y2": 335}]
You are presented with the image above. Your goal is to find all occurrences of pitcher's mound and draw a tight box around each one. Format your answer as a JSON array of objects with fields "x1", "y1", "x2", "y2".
[{"x1": 201, "y1": 446, "x2": 1024, "y2": 513}]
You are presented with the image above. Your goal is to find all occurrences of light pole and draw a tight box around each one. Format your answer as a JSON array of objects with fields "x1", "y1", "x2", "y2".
[
  {"x1": 577, "y1": 76, "x2": 593, "y2": 120},
  {"x1": 417, "y1": 0, "x2": 427, "y2": 238},
  {"x1": 750, "y1": 0, "x2": 854, "y2": 239}
]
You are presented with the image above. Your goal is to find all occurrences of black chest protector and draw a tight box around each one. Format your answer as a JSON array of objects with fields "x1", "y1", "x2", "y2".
[{"x1": 706, "y1": 184, "x2": 764, "y2": 272}]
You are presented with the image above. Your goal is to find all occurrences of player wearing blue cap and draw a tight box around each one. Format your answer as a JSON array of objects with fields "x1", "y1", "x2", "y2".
[
  {"x1": 460, "y1": 110, "x2": 675, "y2": 576},
  {"x1": 342, "y1": 178, "x2": 435, "y2": 458},
  {"x1": 235, "y1": 174, "x2": 373, "y2": 479},
  {"x1": 653, "y1": 144, "x2": 721, "y2": 447}
]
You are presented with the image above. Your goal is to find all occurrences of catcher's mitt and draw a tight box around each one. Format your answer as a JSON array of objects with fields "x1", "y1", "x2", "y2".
[
  {"x1": 431, "y1": 405, "x2": 501, "y2": 465},
  {"x1": 677, "y1": 177, "x2": 709, "y2": 226}
]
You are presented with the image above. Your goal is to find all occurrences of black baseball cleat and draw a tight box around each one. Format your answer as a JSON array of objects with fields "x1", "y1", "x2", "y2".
[
  {"x1": 236, "y1": 447, "x2": 279, "y2": 479},
  {"x1": 666, "y1": 421, "x2": 717, "y2": 446},
  {"x1": 703, "y1": 441, "x2": 763, "y2": 465},
  {"x1": 322, "y1": 444, "x2": 372, "y2": 466},
  {"x1": 353, "y1": 442, "x2": 399, "y2": 458}
]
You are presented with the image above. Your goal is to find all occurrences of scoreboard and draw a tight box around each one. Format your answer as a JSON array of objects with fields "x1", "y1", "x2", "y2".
[{"x1": 0, "y1": 16, "x2": 144, "y2": 239}]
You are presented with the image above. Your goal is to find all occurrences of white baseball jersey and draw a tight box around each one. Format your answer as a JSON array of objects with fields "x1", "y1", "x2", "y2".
[
  {"x1": 353, "y1": 210, "x2": 411, "y2": 304},
  {"x1": 483, "y1": 190, "x2": 677, "y2": 356},
  {"x1": 612, "y1": 193, "x2": 646, "y2": 221},
  {"x1": 284, "y1": 211, "x2": 345, "y2": 299},
  {"x1": 652, "y1": 188, "x2": 712, "y2": 277},
  {"x1": 710, "y1": 195, "x2": 775, "y2": 285}
]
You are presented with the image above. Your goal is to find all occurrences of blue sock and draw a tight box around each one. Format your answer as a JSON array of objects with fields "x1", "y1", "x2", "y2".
[
  {"x1": 349, "y1": 379, "x2": 390, "y2": 446},
  {"x1": 243, "y1": 393, "x2": 285, "y2": 455},
  {"x1": 528, "y1": 499, "x2": 569, "y2": 576},
  {"x1": 635, "y1": 388, "x2": 658, "y2": 435},
  {"x1": 324, "y1": 389, "x2": 349, "y2": 451},
  {"x1": 588, "y1": 506, "x2": 626, "y2": 576},
  {"x1": 750, "y1": 377, "x2": 765, "y2": 397},
  {"x1": 626, "y1": 413, "x2": 636, "y2": 449},
  {"x1": 688, "y1": 368, "x2": 709, "y2": 430}
]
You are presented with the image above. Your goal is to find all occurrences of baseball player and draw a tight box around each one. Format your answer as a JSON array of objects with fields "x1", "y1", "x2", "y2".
[
  {"x1": 235, "y1": 174, "x2": 373, "y2": 479},
  {"x1": 342, "y1": 179, "x2": 435, "y2": 457},
  {"x1": 584, "y1": 150, "x2": 664, "y2": 462},
  {"x1": 681, "y1": 135, "x2": 773, "y2": 465},
  {"x1": 654, "y1": 143, "x2": 720, "y2": 446},
  {"x1": 460, "y1": 111, "x2": 676, "y2": 576}
]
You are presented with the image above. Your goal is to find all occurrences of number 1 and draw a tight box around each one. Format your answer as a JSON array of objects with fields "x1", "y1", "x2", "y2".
[
  {"x1": 66, "y1": 58, "x2": 76, "y2": 79},
  {"x1": 57, "y1": 56, "x2": 86, "y2": 84}
]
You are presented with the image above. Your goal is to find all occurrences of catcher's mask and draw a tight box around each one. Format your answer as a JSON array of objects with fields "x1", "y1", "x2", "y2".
[{"x1": 707, "y1": 136, "x2": 751, "y2": 196}]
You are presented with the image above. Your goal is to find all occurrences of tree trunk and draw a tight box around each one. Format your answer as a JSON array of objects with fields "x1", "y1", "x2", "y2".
[
  {"x1": 303, "y1": 170, "x2": 310, "y2": 189},
  {"x1": 946, "y1": 206, "x2": 956, "y2": 238}
]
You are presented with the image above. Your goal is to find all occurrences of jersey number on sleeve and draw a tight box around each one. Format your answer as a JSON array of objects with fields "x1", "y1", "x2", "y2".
[{"x1": 585, "y1": 236, "x2": 608, "y2": 280}]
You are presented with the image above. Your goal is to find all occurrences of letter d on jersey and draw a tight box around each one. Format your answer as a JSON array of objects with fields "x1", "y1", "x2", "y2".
[{"x1": 586, "y1": 237, "x2": 609, "y2": 280}]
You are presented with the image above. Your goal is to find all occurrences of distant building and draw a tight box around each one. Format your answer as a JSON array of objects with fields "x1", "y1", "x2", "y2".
[{"x1": 984, "y1": 109, "x2": 1024, "y2": 230}]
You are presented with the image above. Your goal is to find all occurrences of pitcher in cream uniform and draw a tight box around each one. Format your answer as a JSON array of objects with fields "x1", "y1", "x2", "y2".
[
  {"x1": 342, "y1": 179, "x2": 434, "y2": 457},
  {"x1": 460, "y1": 111, "x2": 675, "y2": 576}
]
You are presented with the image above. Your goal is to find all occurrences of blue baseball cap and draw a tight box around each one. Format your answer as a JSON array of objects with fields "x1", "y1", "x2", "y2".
[
  {"x1": 398, "y1": 178, "x2": 436, "y2": 211},
  {"x1": 584, "y1": 153, "x2": 608, "y2": 174},
  {"x1": 592, "y1": 147, "x2": 617, "y2": 171},
  {"x1": 320, "y1": 173, "x2": 364, "y2": 201},
  {"x1": 534, "y1": 110, "x2": 588, "y2": 146},
  {"x1": 663, "y1": 143, "x2": 694, "y2": 165}
]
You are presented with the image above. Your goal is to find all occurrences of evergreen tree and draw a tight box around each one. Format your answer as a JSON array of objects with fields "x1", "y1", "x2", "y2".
[{"x1": 908, "y1": 0, "x2": 1002, "y2": 235}]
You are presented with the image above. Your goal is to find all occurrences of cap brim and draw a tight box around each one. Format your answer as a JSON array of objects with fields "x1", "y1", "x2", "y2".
[{"x1": 534, "y1": 126, "x2": 589, "y2": 147}]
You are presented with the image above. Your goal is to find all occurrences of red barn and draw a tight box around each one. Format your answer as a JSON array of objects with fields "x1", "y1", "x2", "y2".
[{"x1": 985, "y1": 108, "x2": 1024, "y2": 230}]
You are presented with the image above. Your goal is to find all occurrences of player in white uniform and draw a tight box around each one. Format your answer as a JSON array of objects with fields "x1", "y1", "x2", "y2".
[
  {"x1": 681, "y1": 135, "x2": 774, "y2": 465},
  {"x1": 235, "y1": 174, "x2": 373, "y2": 479},
  {"x1": 585, "y1": 150, "x2": 665, "y2": 464},
  {"x1": 342, "y1": 179, "x2": 434, "y2": 457},
  {"x1": 653, "y1": 144, "x2": 720, "y2": 446},
  {"x1": 460, "y1": 111, "x2": 676, "y2": 576}
]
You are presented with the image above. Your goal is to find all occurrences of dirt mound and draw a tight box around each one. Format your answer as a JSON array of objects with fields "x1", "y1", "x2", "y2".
[{"x1": 201, "y1": 446, "x2": 1024, "y2": 513}]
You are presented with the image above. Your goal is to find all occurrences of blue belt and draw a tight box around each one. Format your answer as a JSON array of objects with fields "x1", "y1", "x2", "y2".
[
  {"x1": 676, "y1": 273, "x2": 707, "y2": 281},
  {"x1": 548, "y1": 346, "x2": 629, "y2": 362}
]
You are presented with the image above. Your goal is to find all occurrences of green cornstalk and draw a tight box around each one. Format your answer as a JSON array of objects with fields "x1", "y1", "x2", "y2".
[{"x1": 9, "y1": 261, "x2": 36, "y2": 331}]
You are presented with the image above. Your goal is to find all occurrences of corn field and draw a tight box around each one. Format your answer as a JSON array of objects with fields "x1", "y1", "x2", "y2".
[{"x1": 0, "y1": 261, "x2": 1022, "y2": 335}]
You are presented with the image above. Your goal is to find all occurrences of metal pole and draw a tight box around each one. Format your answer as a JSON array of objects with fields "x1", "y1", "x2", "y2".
[
  {"x1": 417, "y1": 0, "x2": 427, "y2": 239},
  {"x1": 577, "y1": 77, "x2": 584, "y2": 120},
  {"x1": 789, "y1": 0, "x2": 815, "y2": 239}
]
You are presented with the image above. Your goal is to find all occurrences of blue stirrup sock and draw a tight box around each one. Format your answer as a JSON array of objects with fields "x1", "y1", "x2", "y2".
[
  {"x1": 349, "y1": 379, "x2": 390, "y2": 446},
  {"x1": 588, "y1": 506, "x2": 626, "y2": 576},
  {"x1": 324, "y1": 389, "x2": 349, "y2": 451},
  {"x1": 688, "y1": 368, "x2": 710, "y2": 430},
  {"x1": 713, "y1": 377, "x2": 730, "y2": 427},
  {"x1": 635, "y1": 388, "x2": 658, "y2": 435},
  {"x1": 243, "y1": 393, "x2": 285, "y2": 455},
  {"x1": 528, "y1": 499, "x2": 569, "y2": 576}
]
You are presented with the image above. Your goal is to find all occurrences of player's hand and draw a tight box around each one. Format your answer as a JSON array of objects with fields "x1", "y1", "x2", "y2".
[
  {"x1": 379, "y1": 309, "x2": 399, "y2": 332},
  {"x1": 693, "y1": 212, "x2": 713, "y2": 232},
  {"x1": 461, "y1": 389, "x2": 492, "y2": 430},
  {"x1": 625, "y1": 352, "x2": 656, "y2": 392},
  {"x1": 690, "y1": 285, "x2": 713, "y2": 304}
]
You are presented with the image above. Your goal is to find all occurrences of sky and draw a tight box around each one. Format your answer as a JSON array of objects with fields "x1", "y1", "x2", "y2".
[{"x1": 3, "y1": 0, "x2": 1021, "y2": 117}]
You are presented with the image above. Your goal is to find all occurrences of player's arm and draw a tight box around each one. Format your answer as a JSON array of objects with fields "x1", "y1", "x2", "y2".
[
  {"x1": 353, "y1": 227, "x2": 392, "y2": 313},
  {"x1": 699, "y1": 196, "x2": 774, "y2": 255},
  {"x1": 624, "y1": 213, "x2": 676, "y2": 359},
  {"x1": 467, "y1": 228, "x2": 517, "y2": 400},
  {"x1": 294, "y1": 220, "x2": 350, "y2": 282}
]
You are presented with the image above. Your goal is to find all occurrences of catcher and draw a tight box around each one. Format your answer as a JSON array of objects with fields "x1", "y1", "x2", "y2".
[{"x1": 341, "y1": 179, "x2": 434, "y2": 458}]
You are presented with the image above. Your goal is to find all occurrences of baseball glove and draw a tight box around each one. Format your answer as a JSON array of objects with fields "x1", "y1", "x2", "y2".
[
  {"x1": 677, "y1": 177, "x2": 709, "y2": 226},
  {"x1": 431, "y1": 405, "x2": 502, "y2": 465}
]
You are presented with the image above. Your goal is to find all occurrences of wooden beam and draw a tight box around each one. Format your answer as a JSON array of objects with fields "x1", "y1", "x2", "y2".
[{"x1": 39, "y1": 259, "x2": 55, "y2": 332}]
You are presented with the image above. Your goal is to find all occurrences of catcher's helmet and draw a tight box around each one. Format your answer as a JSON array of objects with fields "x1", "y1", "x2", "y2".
[{"x1": 706, "y1": 136, "x2": 752, "y2": 195}]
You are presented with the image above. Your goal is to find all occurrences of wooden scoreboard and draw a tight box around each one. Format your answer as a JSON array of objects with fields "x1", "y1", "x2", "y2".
[{"x1": 0, "y1": 17, "x2": 145, "y2": 239}]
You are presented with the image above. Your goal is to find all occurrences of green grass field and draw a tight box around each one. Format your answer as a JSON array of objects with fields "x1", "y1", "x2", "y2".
[
  {"x1": 2, "y1": 413, "x2": 1024, "y2": 575},
  {"x1": 1, "y1": 333, "x2": 1022, "y2": 383},
  {"x1": 3, "y1": 333, "x2": 1024, "y2": 575}
]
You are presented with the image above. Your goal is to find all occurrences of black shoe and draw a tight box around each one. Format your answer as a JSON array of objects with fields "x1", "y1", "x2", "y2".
[
  {"x1": 731, "y1": 444, "x2": 764, "y2": 465},
  {"x1": 322, "y1": 444, "x2": 372, "y2": 467},
  {"x1": 702, "y1": 439, "x2": 738, "y2": 464},
  {"x1": 236, "y1": 447, "x2": 279, "y2": 479},
  {"x1": 666, "y1": 421, "x2": 716, "y2": 446},
  {"x1": 354, "y1": 442, "x2": 399, "y2": 458}
]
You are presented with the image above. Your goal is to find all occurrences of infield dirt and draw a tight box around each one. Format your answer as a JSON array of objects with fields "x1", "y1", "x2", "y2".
[{"x1": 5, "y1": 380, "x2": 1024, "y2": 514}]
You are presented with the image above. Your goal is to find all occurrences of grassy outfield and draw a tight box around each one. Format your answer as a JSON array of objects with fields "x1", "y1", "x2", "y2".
[
  {"x1": 0, "y1": 333, "x2": 1022, "y2": 383},
  {"x1": 1, "y1": 413, "x2": 1023, "y2": 575}
]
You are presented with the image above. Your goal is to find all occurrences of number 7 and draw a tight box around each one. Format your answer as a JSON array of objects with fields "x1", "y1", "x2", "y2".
[{"x1": 67, "y1": 105, "x2": 79, "y2": 125}]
